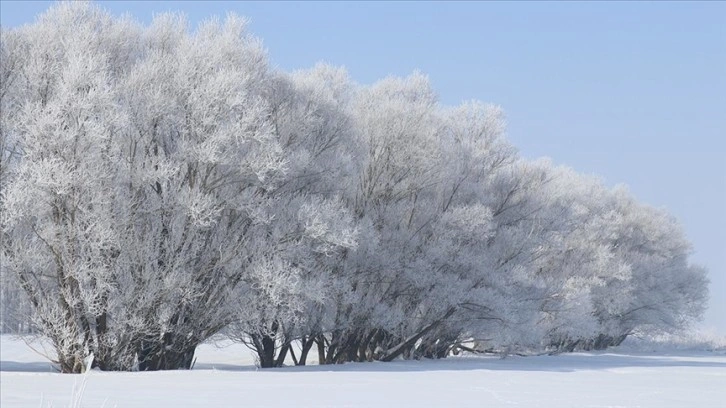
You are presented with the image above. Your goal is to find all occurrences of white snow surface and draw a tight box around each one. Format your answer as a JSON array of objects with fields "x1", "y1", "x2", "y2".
[{"x1": 1, "y1": 335, "x2": 725, "y2": 407}]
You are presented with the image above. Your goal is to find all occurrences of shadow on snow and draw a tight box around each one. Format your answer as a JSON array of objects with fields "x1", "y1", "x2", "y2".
[
  {"x1": 193, "y1": 352, "x2": 726, "y2": 374},
  {"x1": 3, "y1": 351, "x2": 725, "y2": 374}
]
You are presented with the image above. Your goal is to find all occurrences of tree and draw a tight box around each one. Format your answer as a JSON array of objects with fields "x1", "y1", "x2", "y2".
[
  {"x1": 583, "y1": 188, "x2": 709, "y2": 349},
  {"x1": 0, "y1": 20, "x2": 32, "y2": 335},
  {"x1": 112, "y1": 12, "x2": 289, "y2": 370},
  {"x1": 1, "y1": 2, "x2": 139, "y2": 371},
  {"x1": 226, "y1": 64, "x2": 359, "y2": 367},
  {"x1": 1, "y1": 3, "x2": 286, "y2": 371}
]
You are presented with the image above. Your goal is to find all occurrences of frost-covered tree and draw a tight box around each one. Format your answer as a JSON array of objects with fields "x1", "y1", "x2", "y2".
[
  {"x1": 0, "y1": 2, "x2": 709, "y2": 372},
  {"x1": 226, "y1": 65, "x2": 359, "y2": 367},
  {"x1": 1, "y1": 2, "x2": 140, "y2": 371},
  {"x1": 581, "y1": 188, "x2": 709, "y2": 349},
  {"x1": 1, "y1": 3, "x2": 285, "y2": 371},
  {"x1": 531, "y1": 173, "x2": 708, "y2": 352},
  {"x1": 304, "y1": 73, "x2": 447, "y2": 363},
  {"x1": 110, "y1": 12, "x2": 299, "y2": 370},
  {"x1": 0, "y1": 21, "x2": 31, "y2": 334}
]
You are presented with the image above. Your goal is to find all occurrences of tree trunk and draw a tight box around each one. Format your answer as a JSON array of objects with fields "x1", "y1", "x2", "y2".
[
  {"x1": 57, "y1": 346, "x2": 85, "y2": 374},
  {"x1": 274, "y1": 342, "x2": 291, "y2": 367},
  {"x1": 259, "y1": 333, "x2": 276, "y2": 368},
  {"x1": 297, "y1": 336, "x2": 315, "y2": 366},
  {"x1": 137, "y1": 335, "x2": 197, "y2": 371},
  {"x1": 612, "y1": 334, "x2": 628, "y2": 347},
  {"x1": 316, "y1": 334, "x2": 327, "y2": 365},
  {"x1": 380, "y1": 307, "x2": 456, "y2": 362}
]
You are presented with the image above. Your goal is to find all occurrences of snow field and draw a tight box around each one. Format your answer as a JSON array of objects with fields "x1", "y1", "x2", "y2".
[{"x1": 2, "y1": 335, "x2": 725, "y2": 408}]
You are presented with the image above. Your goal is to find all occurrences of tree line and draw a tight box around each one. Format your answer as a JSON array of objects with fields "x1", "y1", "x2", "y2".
[{"x1": 0, "y1": 3, "x2": 708, "y2": 373}]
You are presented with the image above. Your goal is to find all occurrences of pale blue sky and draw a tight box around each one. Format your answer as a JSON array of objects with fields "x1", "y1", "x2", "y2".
[{"x1": 2, "y1": 1, "x2": 724, "y2": 333}]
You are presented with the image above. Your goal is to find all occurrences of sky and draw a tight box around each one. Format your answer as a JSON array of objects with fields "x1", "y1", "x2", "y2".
[{"x1": 1, "y1": 1, "x2": 724, "y2": 334}]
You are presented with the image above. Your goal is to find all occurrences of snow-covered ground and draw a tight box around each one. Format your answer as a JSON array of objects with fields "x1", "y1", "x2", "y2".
[{"x1": 2, "y1": 335, "x2": 725, "y2": 408}]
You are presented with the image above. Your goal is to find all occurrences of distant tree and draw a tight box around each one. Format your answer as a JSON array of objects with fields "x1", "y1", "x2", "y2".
[{"x1": 583, "y1": 188, "x2": 709, "y2": 349}]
